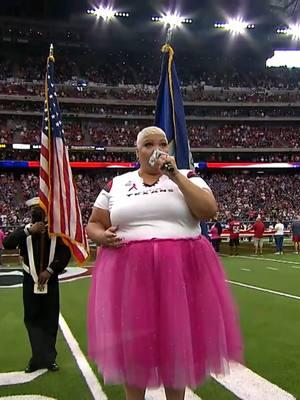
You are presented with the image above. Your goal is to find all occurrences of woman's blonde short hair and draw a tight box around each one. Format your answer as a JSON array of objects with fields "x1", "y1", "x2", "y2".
[{"x1": 136, "y1": 126, "x2": 167, "y2": 148}]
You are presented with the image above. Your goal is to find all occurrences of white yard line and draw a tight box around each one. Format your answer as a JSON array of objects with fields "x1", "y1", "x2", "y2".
[
  {"x1": 60, "y1": 275, "x2": 90, "y2": 283},
  {"x1": 60, "y1": 313, "x2": 202, "y2": 400},
  {"x1": 0, "y1": 369, "x2": 47, "y2": 386},
  {"x1": 1, "y1": 311, "x2": 296, "y2": 400},
  {"x1": 147, "y1": 362, "x2": 296, "y2": 400},
  {"x1": 228, "y1": 280, "x2": 300, "y2": 301},
  {"x1": 60, "y1": 275, "x2": 299, "y2": 400},
  {"x1": 60, "y1": 309, "x2": 296, "y2": 400},
  {"x1": 59, "y1": 313, "x2": 108, "y2": 400},
  {"x1": 212, "y1": 362, "x2": 296, "y2": 400},
  {"x1": 2, "y1": 266, "x2": 298, "y2": 400},
  {"x1": 266, "y1": 267, "x2": 278, "y2": 271},
  {"x1": 241, "y1": 268, "x2": 251, "y2": 271},
  {"x1": 222, "y1": 254, "x2": 300, "y2": 266},
  {"x1": 146, "y1": 387, "x2": 201, "y2": 400}
]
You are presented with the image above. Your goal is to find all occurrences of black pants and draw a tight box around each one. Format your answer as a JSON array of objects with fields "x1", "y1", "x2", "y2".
[
  {"x1": 211, "y1": 238, "x2": 221, "y2": 253},
  {"x1": 23, "y1": 272, "x2": 59, "y2": 367}
]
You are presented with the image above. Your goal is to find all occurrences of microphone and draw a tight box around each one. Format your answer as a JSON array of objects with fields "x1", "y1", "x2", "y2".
[
  {"x1": 149, "y1": 149, "x2": 174, "y2": 172},
  {"x1": 149, "y1": 149, "x2": 163, "y2": 167},
  {"x1": 149, "y1": 149, "x2": 175, "y2": 173},
  {"x1": 161, "y1": 162, "x2": 174, "y2": 173}
]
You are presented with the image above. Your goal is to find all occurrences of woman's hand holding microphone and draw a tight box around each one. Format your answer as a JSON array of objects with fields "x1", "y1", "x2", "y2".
[{"x1": 149, "y1": 149, "x2": 179, "y2": 179}]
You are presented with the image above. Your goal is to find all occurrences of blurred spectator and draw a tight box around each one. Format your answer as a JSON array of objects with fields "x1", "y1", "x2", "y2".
[
  {"x1": 291, "y1": 215, "x2": 300, "y2": 254},
  {"x1": 274, "y1": 218, "x2": 285, "y2": 255},
  {"x1": 0, "y1": 227, "x2": 5, "y2": 265},
  {"x1": 228, "y1": 215, "x2": 241, "y2": 256},
  {"x1": 210, "y1": 216, "x2": 222, "y2": 253},
  {"x1": 252, "y1": 216, "x2": 265, "y2": 255}
]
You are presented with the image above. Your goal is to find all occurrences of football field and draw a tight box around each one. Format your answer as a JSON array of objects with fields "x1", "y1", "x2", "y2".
[{"x1": 1, "y1": 241, "x2": 300, "y2": 399}]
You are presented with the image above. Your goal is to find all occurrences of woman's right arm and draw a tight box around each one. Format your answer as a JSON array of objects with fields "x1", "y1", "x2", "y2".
[{"x1": 86, "y1": 207, "x2": 122, "y2": 247}]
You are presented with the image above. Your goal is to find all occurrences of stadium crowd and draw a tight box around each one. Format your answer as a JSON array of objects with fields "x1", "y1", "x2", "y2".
[
  {"x1": 0, "y1": 171, "x2": 299, "y2": 229},
  {"x1": 1, "y1": 149, "x2": 300, "y2": 163},
  {"x1": 3, "y1": 54, "x2": 300, "y2": 88},
  {"x1": 3, "y1": 81, "x2": 300, "y2": 103},
  {"x1": 2, "y1": 118, "x2": 300, "y2": 149},
  {"x1": 2, "y1": 100, "x2": 300, "y2": 120},
  {"x1": 2, "y1": 46, "x2": 300, "y2": 238}
]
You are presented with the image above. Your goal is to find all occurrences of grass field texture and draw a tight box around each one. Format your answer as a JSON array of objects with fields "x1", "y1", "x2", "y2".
[{"x1": 1, "y1": 241, "x2": 300, "y2": 399}]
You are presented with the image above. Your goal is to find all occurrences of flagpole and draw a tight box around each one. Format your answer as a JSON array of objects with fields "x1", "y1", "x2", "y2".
[
  {"x1": 39, "y1": 47, "x2": 55, "y2": 279},
  {"x1": 165, "y1": 25, "x2": 173, "y2": 44},
  {"x1": 49, "y1": 43, "x2": 54, "y2": 58},
  {"x1": 155, "y1": 21, "x2": 193, "y2": 170},
  {"x1": 39, "y1": 43, "x2": 54, "y2": 279}
]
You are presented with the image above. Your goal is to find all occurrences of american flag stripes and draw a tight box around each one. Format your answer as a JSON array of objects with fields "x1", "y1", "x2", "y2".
[{"x1": 39, "y1": 48, "x2": 89, "y2": 263}]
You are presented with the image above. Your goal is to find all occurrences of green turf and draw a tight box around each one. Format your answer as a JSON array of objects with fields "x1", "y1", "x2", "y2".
[
  {"x1": 231, "y1": 286, "x2": 300, "y2": 398},
  {"x1": 219, "y1": 244, "x2": 300, "y2": 398},
  {"x1": 1, "y1": 246, "x2": 300, "y2": 399},
  {"x1": 0, "y1": 286, "x2": 93, "y2": 400},
  {"x1": 223, "y1": 254, "x2": 300, "y2": 296},
  {"x1": 60, "y1": 279, "x2": 240, "y2": 400}
]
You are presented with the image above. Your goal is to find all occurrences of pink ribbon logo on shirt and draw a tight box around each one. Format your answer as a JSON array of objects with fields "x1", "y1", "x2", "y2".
[{"x1": 129, "y1": 183, "x2": 138, "y2": 191}]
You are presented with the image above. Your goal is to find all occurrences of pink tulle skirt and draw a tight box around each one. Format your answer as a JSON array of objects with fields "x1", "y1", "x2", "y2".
[{"x1": 88, "y1": 236, "x2": 243, "y2": 389}]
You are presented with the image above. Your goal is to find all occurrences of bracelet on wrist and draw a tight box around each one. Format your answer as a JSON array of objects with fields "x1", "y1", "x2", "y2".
[{"x1": 46, "y1": 267, "x2": 54, "y2": 275}]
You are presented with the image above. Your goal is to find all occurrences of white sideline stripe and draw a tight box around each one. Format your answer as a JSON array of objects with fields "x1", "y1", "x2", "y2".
[
  {"x1": 0, "y1": 271, "x2": 23, "y2": 276},
  {"x1": 212, "y1": 362, "x2": 296, "y2": 400},
  {"x1": 241, "y1": 268, "x2": 251, "y2": 271},
  {"x1": 0, "y1": 369, "x2": 46, "y2": 386},
  {"x1": 224, "y1": 254, "x2": 300, "y2": 265},
  {"x1": 59, "y1": 279, "x2": 297, "y2": 400},
  {"x1": 228, "y1": 280, "x2": 300, "y2": 301},
  {"x1": 59, "y1": 314, "x2": 107, "y2": 400},
  {"x1": 266, "y1": 267, "x2": 278, "y2": 270},
  {"x1": 146, "y1": 387, "x2": 201, "y2": 399},
  {"x1": 60, "y1": 275, "x2": 90, "y2": 283},
  {"x1": 59, "y1": 313, "x2": 201, "y2": 400}
]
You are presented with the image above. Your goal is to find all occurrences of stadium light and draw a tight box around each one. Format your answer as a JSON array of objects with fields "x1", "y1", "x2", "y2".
[
  {"x1": 277, "y1": 24, "x2": 300, "y2": 40},
  {"x1": 151, "y1": 13, "x2": 192, "y2": 28},
  {"x1": 87, "y1": 7, "x2": 129, "y2": 21},
  {"x1": 214, "y1": 18, "x2": 254, "y2": 35}
]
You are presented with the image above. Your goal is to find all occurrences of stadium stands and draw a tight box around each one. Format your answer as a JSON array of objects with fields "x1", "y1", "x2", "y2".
[{"x1": 1, "y1": 23, "x2": 300, "y2": 232}]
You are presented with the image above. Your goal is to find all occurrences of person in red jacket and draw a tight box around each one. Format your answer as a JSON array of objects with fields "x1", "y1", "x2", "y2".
[
  {"x1": 229, "y1": 215, "x2": 241, "y2": 256},
  {"x1": 252, "y1": 216, "x2": 265, "y2": 255},
  {"x1": 0, "y1": 227, "x2": 5, "y2": 266}
]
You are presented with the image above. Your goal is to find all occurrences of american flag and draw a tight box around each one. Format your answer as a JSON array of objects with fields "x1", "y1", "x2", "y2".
[{"x1": 39, "y1": 48, "x2": 89, "y2": 263}]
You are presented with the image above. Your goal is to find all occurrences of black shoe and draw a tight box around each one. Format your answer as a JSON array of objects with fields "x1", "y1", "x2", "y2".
[
  {"x1": 58, "y1": 269, "x2": 67, "y2": 275},
  {"x1": 25, "y1": 364, "x2": 40, "y2": 373},
  {"x1": 47, "y1": 362, "x2": 59, "y2": 372}
]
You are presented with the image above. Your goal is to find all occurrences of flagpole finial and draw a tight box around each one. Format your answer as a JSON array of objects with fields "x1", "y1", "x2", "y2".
[{"x1": 49, "y1": 43, "x2": 54, "y2": 58}]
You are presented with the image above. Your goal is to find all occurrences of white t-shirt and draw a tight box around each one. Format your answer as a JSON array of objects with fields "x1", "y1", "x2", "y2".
[
  {"x1": 94, "y1": 170, "x2": 211, "y2": 241},
  {"x1": 274, "y1": 223, "x2": 284, "y2": 236}
]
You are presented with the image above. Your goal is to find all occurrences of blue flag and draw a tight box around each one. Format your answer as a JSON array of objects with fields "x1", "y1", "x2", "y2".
[{"x1": 155, "y1": 44, "x2": 193, "y2": 169}]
